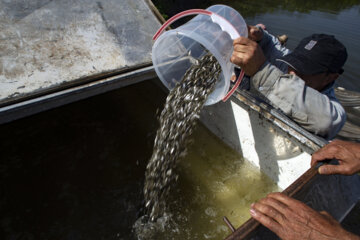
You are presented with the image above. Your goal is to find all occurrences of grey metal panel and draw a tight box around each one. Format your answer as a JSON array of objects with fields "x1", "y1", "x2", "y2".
[
  {"x1": 0, "y1": 0, "x2": 161, "y2": 105},
  {"x1": 0, "y1": 66, "x2": 157, "y2": 124}
]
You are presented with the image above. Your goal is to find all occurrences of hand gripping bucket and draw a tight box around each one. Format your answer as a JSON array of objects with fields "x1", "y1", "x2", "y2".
[{"x1": 152, "y1": 5, "x2": 248, "y2": 105}]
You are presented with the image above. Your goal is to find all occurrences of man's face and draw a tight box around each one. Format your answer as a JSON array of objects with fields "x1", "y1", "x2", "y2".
[{"x1": 288, "y1": 67, "x2": 337, "y2": 91}]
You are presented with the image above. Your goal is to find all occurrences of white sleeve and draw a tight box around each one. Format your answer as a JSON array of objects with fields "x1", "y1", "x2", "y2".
[{"x1": 251, "y1": 62, "x2": 346, "y2": 140}]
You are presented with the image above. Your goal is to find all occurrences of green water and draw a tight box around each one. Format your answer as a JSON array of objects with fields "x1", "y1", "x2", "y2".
[
  {"x1": 153, "y1": 123, "x2": 280, "y2": 239},
  {"x1": 0, "y1": 79, "x2": 279, "y2": 239}
]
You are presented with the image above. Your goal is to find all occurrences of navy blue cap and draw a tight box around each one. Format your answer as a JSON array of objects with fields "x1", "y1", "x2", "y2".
[{"x1": 278, "y1": 34, "x2": 347, "y2": 75}]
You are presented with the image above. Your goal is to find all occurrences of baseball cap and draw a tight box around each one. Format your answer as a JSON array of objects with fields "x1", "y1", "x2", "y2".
[{"x1": 277, "y1": 34, "x2": 348, "y2": 75}]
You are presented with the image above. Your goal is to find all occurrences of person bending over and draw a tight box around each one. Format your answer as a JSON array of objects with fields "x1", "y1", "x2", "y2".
[{"x1": 231, "y1": 25, "x2": 348, "y2": 140}]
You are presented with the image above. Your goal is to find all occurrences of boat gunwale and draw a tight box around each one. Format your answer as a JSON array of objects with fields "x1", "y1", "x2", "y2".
[{"x1": 222, "y1": 89, "x2": 329, "y2": 239}]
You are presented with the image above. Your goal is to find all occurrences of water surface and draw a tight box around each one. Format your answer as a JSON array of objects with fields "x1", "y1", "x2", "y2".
[{"x1": 0, "y1": 80, "x2": 279, "y2": 240}]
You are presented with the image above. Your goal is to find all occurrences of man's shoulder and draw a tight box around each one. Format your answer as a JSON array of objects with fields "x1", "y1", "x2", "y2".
[{"x1": 321, "y1": 83, "x2": 338, "y2": 101}]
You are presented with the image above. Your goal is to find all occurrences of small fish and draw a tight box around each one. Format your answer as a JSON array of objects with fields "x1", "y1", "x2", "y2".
[{"x1": 144, "y1": 52, "x2": 221, "y2": 221}]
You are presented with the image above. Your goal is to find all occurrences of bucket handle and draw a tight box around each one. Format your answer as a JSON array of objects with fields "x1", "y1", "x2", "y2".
[{"x1": 153, "y1": 9, "x2": 246, "y2": 103}]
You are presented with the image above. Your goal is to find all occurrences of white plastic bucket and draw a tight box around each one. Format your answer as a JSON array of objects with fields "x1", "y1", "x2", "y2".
[{"x1": 152, "y1": 5, "x2": 247, "y2": 105}]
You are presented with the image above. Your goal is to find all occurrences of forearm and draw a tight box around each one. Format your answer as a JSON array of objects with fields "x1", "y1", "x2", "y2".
[
  {"x1": 251, "y1": 62, "x2": 346, "y2": 139},
  {"x1": 257, "y1": 29, "x2": 290, "y2": 70}
]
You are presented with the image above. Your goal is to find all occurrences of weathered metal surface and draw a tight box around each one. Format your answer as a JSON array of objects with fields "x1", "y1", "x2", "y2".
[
  {"x1": 0, "y1": 66, "x2": 157, "y2": 124},
  {"x1": 0, "y1": 0, "x2": 161, "y2": 106}
]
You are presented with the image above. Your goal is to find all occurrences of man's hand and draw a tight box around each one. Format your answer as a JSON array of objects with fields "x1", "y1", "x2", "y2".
[
  {"x1": 247, "y1": 24, "x2": 264, "y2": 42},
  {"x1": 250, "y1": 192, "x2": 359, "y2": 240},
  {"x1": 231, "y1": 37, "x2": 266, "y2": 76},
  {"x1": 311, "y1": 140, "x2": 360, "y2": 175}
]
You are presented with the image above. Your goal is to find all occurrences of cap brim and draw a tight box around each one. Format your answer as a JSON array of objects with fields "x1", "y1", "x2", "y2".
[{"x1": 277, "y1": 52, "x2": 328, "y2": 75}]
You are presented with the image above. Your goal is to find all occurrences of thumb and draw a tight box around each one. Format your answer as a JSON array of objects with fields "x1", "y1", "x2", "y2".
[{"x1": 318, "y1": 165, "x2": 341, "y2": 175}]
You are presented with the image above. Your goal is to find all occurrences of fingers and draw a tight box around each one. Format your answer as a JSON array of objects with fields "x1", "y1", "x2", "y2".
[
  {"x1": 233, "y1": 43, "x2": 249, "y2": 52},
  {"x1": 256, "y1": 23, "x2": 266, "y2": 30},
  {"x1": 266, "y1": 192, "x2": 299, "y2": 208},
  {"x1": 251, "y1": 199, "x2": 286, "y2": 225},
  {"x1": 318, "y1": 164, "x2": 353, "y2": 175},
  {"x1": 311, "y1": 140, "x2": 350, "y2": 167},
  {"x1": 246, "y1": 24, "x2": 265, "y2": 41},
  {"x1": 231, "y1": 37, "x2": 252, "y2": 66},
  {"x1": 310, "y1": 143, "x2": 338, "y2": 167},
  {"x1": 248, "y1": 27, "x2": 260, "y2": 40},
  {"x1": 230, "y1": 54, "x2": 244, "y2": 67},
  {"x1": 231, "y1": 36, "x2": 265, "y2": 76},
  {"x1": 233, "y1": 36, "x2": 248, "y2": 45},
  {"x1": 310, "y1": 149, "x2": 330, "y2": 167},
  {"x1": 250, "y1": 194, "x2": 292, "y2": 237},
  {"x1": 247, "y1": 26, "x2": 259, "y2": 41},
  {"x1": 251, "y1": 193, "x2": 355, "y2": 240},
  {"x1": 311, "y1": 140, "x2": 360, "y2": 175},
  {"x1": 318, "y1": 165, "x2": 340, "y2": 175},
  {"x1": 230, "y1": 49, "x2": 249, "y2": 66},
  {"x1": 233, "y1": 36, "x2": 258, "y2": 47},
  {"x1": 265, "y1": 193, "x2": 312, "y2": 223},
  {"x1": 250, "y1": 206, "x2": 283, "y2": 234},
  {"x1": 250, "y1": 193, "x2": 320, "y2": 239}
]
